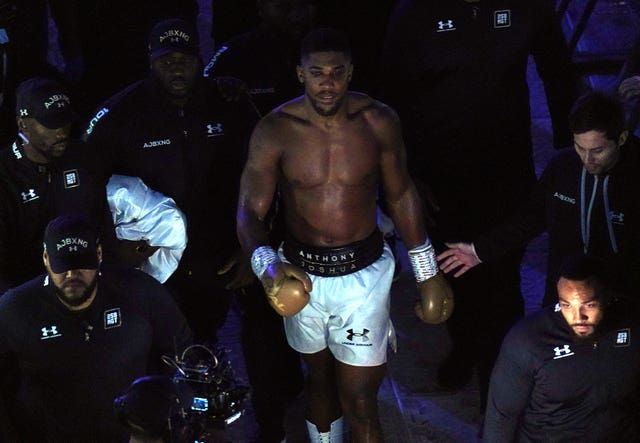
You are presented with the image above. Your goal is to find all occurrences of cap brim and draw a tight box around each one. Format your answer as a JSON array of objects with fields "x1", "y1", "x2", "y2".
[
  {"x1": 48, "y1": 253, "x2": 99, "y2": 274},
  {"x1": 150, "y1": 46, "x2": 199, "y2": 61},
  {"x1": 36, "y1": 109, "x2": 75, "y2": 129}
]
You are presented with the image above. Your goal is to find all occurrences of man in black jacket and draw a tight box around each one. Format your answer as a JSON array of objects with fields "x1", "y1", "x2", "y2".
[
  {"x1": 483, "y1": 254, "x2": 640, "y2": 442},
  {"x1": 439, "y1": 91, "x2": 640, "y2": 306},
  {"x1": 83, "y1": 18, "x2": 258, "y2": 342},
  {"x1": 0, "y1": 77, "x2": 104, "y2": 294},
  {"x1": 380, "y1": 0, "x2": 579, "y2": 399},
  {"x1": 83, "y1": 19, "x2": 301, "y2": 442},
  {"x1": 0, "y1": 214, "x2": 192, "y2": 442}
]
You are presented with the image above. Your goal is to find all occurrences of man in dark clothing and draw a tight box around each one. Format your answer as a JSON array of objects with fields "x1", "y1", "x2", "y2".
[
  {"x1": 483, "y1": 254, "x2": 640, "y2": 442},
  {"x1": 0, "y1": 77, "x2": 104, "y2": 294},
  {"x1": 440, "y1": 91, "x2": 640, "y2": 306},
  {"x1": 0, "y1": 214, "x2": 192, "y2": 442},
  {"x1": 83, "y1": 18, "x2": 258, "y2": 342},
  {"x1": 380, "y1": 0, "x2": 578, "y2": 400},
  {"x1": 84, "y1": 19, "x2": 301, "y2": 442}
]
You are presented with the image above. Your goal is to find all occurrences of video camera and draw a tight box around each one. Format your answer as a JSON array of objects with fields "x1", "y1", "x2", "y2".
[{"x1": 162, "y1": 344, "x2": 250, "y2": 437}]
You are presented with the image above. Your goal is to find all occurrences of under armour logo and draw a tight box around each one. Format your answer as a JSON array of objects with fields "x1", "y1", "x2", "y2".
[
  {"x1": 21, "y1": 189, "x2": 38, "y2": 203},
  {"x1": 207, "y1": 123, "x2": 223, "y2": 136},
  {"x1": 437, "y1": 20, "x2": 455, "y2": 32},
  {"x1": 610, "y1": 212, "x2": 625, "y2": 224},
  {"x1": 553, "y1": 344, "x2": 574, "y2": 359},
  {"x1": 68, "y1": 246, "x2": 78, "y2": 252},
  {"x1": 347, "y1": 328, "x2": 369, "y2": 342},
  {"x1": 19, "y1": 109, "x2": 28, "y2": 116},
  {"x1": 170, "y1": 37, "x2": 180, "y2": 43},
  {"x1": 41, "y1": 325, "x2": 62, "y2": 339}
]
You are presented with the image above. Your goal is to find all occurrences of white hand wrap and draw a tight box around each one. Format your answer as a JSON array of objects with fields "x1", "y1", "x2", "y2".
[
  {"x1": 408, "y1": 238, "x2": 439, "y2": 282},
  {"x1": 251, "y1": 246, "x2": 281, "y2": 279}
]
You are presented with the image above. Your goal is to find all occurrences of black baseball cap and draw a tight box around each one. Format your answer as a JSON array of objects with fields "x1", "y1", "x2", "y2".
[
  {"x1": 148, "y1": 18, "x2": 199, "y2": 60},
  {"x1": 43, "y1": 214, "x2": 100, "y2": 273},
  {"x1": 15, "y1": 77, "x2": 73, "y2": 129}
]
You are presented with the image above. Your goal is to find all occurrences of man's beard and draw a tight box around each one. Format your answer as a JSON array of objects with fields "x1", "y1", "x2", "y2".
[
  {"x1": 570, "y1": 324, "x2": 599, "y2": 344},
  {"x1": 52, "y1": 273, "x2": 99, "y2": 308}
]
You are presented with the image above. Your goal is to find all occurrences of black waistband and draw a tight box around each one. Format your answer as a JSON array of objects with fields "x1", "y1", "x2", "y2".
[{"x1": 283, "y1": 229, "x2": 384, "y2": 277}]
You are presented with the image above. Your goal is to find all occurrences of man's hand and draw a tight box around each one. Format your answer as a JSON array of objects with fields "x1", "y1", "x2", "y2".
[
  {"x1": 619, "y1": 75, "x2": 640, "y2": 100},
  {"x1": 261, "y1": 262, "x2": 312, "y2": 317},
  {"x1": 437, "y1": 242, "x2": 481, "y2": 277},
  {"x1": 217, "y1": 249, "x2": 255, "y2": 290},
  {"x1": 116, "y1": 239, "x2": 160, "y2": 269},
  {"x1": 414, "y1": 273, "x2": 454, "y2": 324}
]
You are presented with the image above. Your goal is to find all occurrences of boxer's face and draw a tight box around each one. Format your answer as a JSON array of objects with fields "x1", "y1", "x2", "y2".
[
  {"x1": 573, "y1": 129, "x2": 626, "y2": 175},
  {"x1": 557, "y1": 277, "x2": 604, "y2": 338},
  {"x1": 297, "y1": 50, "x2": 352, "y2": 117}
]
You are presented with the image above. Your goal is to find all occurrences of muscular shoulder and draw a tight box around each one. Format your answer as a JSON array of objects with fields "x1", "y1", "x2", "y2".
[
  {"x1": 258, "y1": 98, "x2": 308, "y2": 131},
  {"x1": 351, "y1": 93, "x2": 399, "y2": 124},
  {"x1": 347, "y1": 93, "x2": 402, "y2": 146}
]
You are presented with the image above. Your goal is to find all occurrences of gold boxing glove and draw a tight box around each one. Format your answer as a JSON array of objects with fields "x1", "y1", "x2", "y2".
[
  {"x1": 414, "y1": 273, "x2": 454, "y2": 324},
  {"x1": 266, "y1": 277, "x2": 310, "y2": 317}
]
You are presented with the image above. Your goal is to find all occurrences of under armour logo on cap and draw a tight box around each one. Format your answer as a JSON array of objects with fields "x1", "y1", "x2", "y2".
[
  {"x1": 15, "y1": 77, "x2": 73, "y2": 129},
  {"x1": 43, "y1": 214, "x2": 100, "y2": 273},
  {"x1": 148, "y1": 18, "x2": 199, "y2": 60}
]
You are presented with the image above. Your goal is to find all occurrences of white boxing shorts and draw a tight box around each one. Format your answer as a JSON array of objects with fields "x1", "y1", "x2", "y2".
[{"x1": 280, "y1": 232, "x2": 395, "y2": 367}]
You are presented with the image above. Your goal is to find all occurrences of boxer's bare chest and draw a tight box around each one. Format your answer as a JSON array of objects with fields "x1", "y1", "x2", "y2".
[{"x1": 279, "y1": 117, "x2": 380, "y2": 190}]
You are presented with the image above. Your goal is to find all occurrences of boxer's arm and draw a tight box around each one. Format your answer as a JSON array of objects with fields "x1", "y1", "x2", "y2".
[
  {"x1": 374, "y1": 103, "x2": 453, "y2": 324},
  {"x1": 375, "y1": 104, "x2": 425, "y2": 248},
  {"x1": 237, "y1": 118, "x2": 281, "y2": 253},
  {"x1": 236, "y1": 117, "x2": 312, "y2": 295}
]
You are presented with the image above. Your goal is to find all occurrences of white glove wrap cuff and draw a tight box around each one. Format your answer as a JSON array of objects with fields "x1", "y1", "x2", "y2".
[
  {"x1": 408, "y1": 238, "x2": 439, "y2": 282},
  {"x1": 251, "y1": 246, "x2": 281, "y2": 279}
]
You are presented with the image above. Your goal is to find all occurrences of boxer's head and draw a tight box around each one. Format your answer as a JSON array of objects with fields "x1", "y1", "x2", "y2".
[
  {"x1": 297, "y1": 28, "x2": 353, "y2": 117},
  {"x1": 569, "y1": 91, "x2": 628, "y2": 175}
]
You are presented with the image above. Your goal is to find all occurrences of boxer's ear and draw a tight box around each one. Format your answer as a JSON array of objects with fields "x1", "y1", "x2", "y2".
[{"x1": 296, "y1": 66, "x2": 304, "y2": 83}]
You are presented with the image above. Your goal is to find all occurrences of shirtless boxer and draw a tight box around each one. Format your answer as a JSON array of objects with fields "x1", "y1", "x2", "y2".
[{"x1": 236, "y1": 28, "x2": 453, "y2": 443}]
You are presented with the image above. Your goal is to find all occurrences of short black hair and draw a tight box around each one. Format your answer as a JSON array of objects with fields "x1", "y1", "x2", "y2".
[
  {"x1": 569, "y1": 91, "x2": 625, "y2": 141},
  {"x1": 300, "y1": 27, "x2": 351, "y2": 62},
  {"x1": 558, "y1": 253, "x2": 611, "y2": 303}
]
